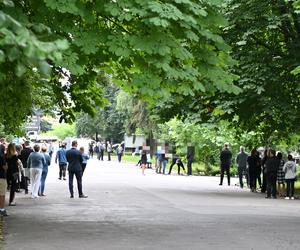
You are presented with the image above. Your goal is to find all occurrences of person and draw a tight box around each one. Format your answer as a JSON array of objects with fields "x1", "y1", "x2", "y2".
[
  {"x1": 236, "y1": 146, "x2": 248, "y2": 188},
  {"x1": 265, "y1": 149, "x2": 280, "y2": 199},
  {"x1": 99, "y1": 142, "x2": 105, "y2": 161},
  {"x1": 107, "y1": 141, "x2": 112, "y2": 161},
  {"x1": 66, "y1": 141, "x2": 87, "y2": 198},
  {"x1": 39, "y1": 146, "x2": 51, "y2": 196},
  {"x1": 116, "y1": 144, "x2": 123, "y2": 163},
  {"x1": 276, "y1": 152, "x2": 285, "y2": 197},
  {"x1": 48, "y1": 142, "x2": 54, "y2": 160},
  {"x1": 88, "y1": 142, "x2": 94, "y2": 158},
  {"x1": 187, "y1": 145, "x2": 195, "y2": 176},
  {"x1": 5, "y1": 143, "x2": 21, "y2": 206},
  {"x1": 27, "y1": 144, "x2": 46, "y2": 199},
  {"x1": 168, "y1": 154, "x2": 185, "y2": 175},
  {"x1": 261, "y1": 149, "x2": 268, "y2": 193},
  {"x1": 283, "y1": 154, "x2": 297, "y2": 200},
  {"x1": 0, "y1": 153, "x2": 8, "y2": 216},
  {"x1": 80, "y1": 146, "x2": 89, "y2": 174},
  {"x1": 219, "y1": 143, "x2": 232, "y2": 186},
  {"x1": 247, "y1": 148, "x2": 260, "y2": 192},
  {"x1": 19, "y1": 141, "x2": 33, "y2": 194},
  {"x1": 94, "y1": 143, "x2": 100, "y2": 160},
  {"x1": 55, "y1": 143, "x2": 67, "y2": 180},
  {"x1": 0, "y1": 138, "x2": 6, "y2": 157},
  {"x1": 140, "y1": 150, "x2": 147, "y2": 175},
  {"x1": 159, "y1": 153, "x2": 168, "y2": 174}
]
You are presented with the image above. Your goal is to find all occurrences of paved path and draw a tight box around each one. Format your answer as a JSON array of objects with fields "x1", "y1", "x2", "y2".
[{"x1": 3, "y1": 158, "x2": 300, "y2": 250}]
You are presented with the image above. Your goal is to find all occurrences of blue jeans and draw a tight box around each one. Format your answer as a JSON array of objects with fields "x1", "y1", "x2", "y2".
[{"x1": 39, "y1": 168, "x2": 48, "y2": 195}]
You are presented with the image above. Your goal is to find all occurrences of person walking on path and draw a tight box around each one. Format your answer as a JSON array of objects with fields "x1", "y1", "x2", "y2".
[
  {"x1": 55, "y1": 143, "x2": 68, "y2": 180},
  {"x1": 66, "y1": 141, "x2": 87, "y2": 198},
  {"x1": 0, "y1": 153, "x2": 8, "y2": 216},
  {"x1": 39, "y1": 146, "x2": 51, "y2": 196},
  {"x1": 265, "y1": 149, "x2": 280, "y2": 199},
  {"x1": 187, "y1": 144, "x2": 195, "y2": 176},
  {"x1": 276, "y1": 152, "x2": 285, "y2": 197},
  {"x1": 261, "y1": 149, "x2": 268, "y2": 193},
  {"x1": 27, "y1": 144, "x2": 46, "y2": 199},
  {"x1": 19, "y1": 141, "x2": 33, "y2": 194},
  {"x1": 80, "y1": 146, "x2": 89, "y2": 174},
  {"x1": 107, "y1": 141, "x2": 112, "y2": 161},
  {"x1": 236, "y1": 146, "x2": 248, "y2": 188},
  {"x1": 140, "y1": 150, "x2": 147, "y2": 175},
  {"x1": 247, "y1": 148, "x2": 260, "y2": 192},
  {"x1": 88, "y1": 143, "x2": 94, "y2": 158},
  {"x1": 283, "y1": 154, "x2": 297, "y2": 200},
  {"x1": 219, "y1": 143, "x2": 232, "y2": 186},
  {"x1": 99, "y1": 142, "x2": 105, "y2": 161}
]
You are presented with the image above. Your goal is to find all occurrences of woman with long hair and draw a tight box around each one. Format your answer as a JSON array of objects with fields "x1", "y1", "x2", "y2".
[
  {"x1": 247, "y1": 148, "x2": 260, "y2": 192},
  {"x1": 5, "y1": 143, "x2": 20, "y2": 206}
]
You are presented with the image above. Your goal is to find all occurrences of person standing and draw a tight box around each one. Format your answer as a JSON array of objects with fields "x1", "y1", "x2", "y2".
[
  {"x1": 219, "y1": 143, "x2": 232, "y2": 186},
  {"x1": 236, "y1": 146, "x2": 248, "y2": 188},
  {"x1": 107, "y1": 141, "x2": 112, "y2": 161},
  {"x1": 5, "y1": 143, "x2": 21, "y2": 206},
  {"x1": 116, "y1": 145, "x2": 123, "y2": 163},
  {"x1": 283, "y1": 154, "x2": 297, "y2": 200},
  {"x1": 80, "y1": 146, "x2": 89, "y2": 174},
  {"x1": 265, "y1": 149, "x2": 280, "y2": 199},
  {"x1": 99, "y1": 142, "x2": 105, "y2": 161},
  {"x1": 27, "y1": 144, "x2": 46, "y2": 199},
  {"x1": 39, "y1": 146, "x2": 51, "y2": 196},
  {"x1": 88, "y1": 142, "x2": 94, "y2": 158},
  {"x1": 66, "y1": 141, "x2": 87, "y2": 198},
  {"x1": 247, "y1": 148, "x2": 260, "y2": 192},
  {"x1": 261, "y1": 149, "x2": 268, "y2": 193},
  {"x1": 55, "y1": 143, "x2": 68, "y2": 180},
  {"x1": 48, "y1": 142, "x2": 54, "y2": 160},
  {"x1": 276, "y1": 152, "x2": 285, "y2": 197},
  {"x1": 0, "y1": 154, "x2": 8, "y2": 216},
  {"x1": 19, "y1": 141, "x2": 33, "y2": 194},
  {"x1": 187, "y1": 144, "x2": 195, "y2": 176}
]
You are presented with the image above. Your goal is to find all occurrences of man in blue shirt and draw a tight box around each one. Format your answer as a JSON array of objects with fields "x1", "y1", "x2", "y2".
[
  {"x1": 66, "y1": 141, "x2": 87, "y2": 198},
  {"x1": 55, "y1": 143, "x2": 68, "y2": 180}
]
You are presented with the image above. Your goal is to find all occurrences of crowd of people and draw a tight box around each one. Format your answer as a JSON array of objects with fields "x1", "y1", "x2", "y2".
[
  {"x1": 0, "y1": 139, "x2": 90, "y2": 217},
  {"x1": 221, "y1": 143, "x2": 298, "y2": 199}
]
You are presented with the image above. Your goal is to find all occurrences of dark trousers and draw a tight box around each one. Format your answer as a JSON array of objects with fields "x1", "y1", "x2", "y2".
[
  {"x1": 168, "y1": 160, "x2": 185, "y2": 175},
  {"x1": 108, "y1": 152, "x2": 111, "y2": 161},
  {"x1": 9, "y1": 179, "x2": 17, "y2": 203},
  {"x1": 100, "y1": 150, "x2": 104, "y2": 161},
  {"x1": 286, "y1": 179, "x2": 295, "y2": 198},
  {"x1": 117, "y1": 154, "x2": 122, "y2": 162},
  {"x1": 266, "y1": 172, "x2": 277, "y2": 198},
  {"x1": 261, "y1": 168, "x2": 267, "y2": 192},
  {"x1": 257, "y1": 169, "x2": 262, "y2": 187},
  {"x1": 81, "y1": 163, "x2": 87, "y2": 174},
  {"x1": 238, "y1": 167, "x2": 248, "y2": 188},
  {"x1": 96, "y1": 152, "x2": 100, "y2": 160},
  {"x1": 39, "y1": 169, "x2": 48, "y2": 195},
  {"x1": 187, "y1": 160, "x2": 192, "y2": 175},
  {"x1": 220, "y1": 165, "x2": 230, "y2": 185},
  {"x1": 249, "y1": 171, "x2": 257, "y2": 190},
  {"x1": 69, "y1": 170, "x2": 83, "y2": 196},
  {"x1": 59, "y1": 163, "x2": 67, "y2": 179}
]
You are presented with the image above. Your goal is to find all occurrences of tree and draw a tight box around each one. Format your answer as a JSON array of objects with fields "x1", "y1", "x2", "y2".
[
  {"x1": 153, "y1": 0, "x2": 300, "y2": 145},
  {"x1": 1, "y1": 0, "x2": 238, "y2": 133}
]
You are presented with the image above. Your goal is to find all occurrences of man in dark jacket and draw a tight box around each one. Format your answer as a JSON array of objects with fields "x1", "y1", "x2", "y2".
[
  {"x1": 187, "y1": 144, "x2": 195, "y2": 176},
  {"x1": 265, "y1": 149, "x2": 280, "y2": 199},
  {"x1": 219, "y1": 143, "x2": 232, "y2": 186},
  {"x1": 66, "y1": 141, "x2": 87, "y2": 198},
  {"x1": 19, "y1": 141, "x2": 33, "y2": 194}
]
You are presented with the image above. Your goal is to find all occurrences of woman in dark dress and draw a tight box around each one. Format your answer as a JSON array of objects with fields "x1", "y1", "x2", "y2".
[
  {"x1": 247, "y1": 148, "x2": 260, "y2": 192},
  {"x1": 140, "y1": 150, "x2": 147, "y2": 175},
  {"x1": 5, "y1": 143, "x2": 20, "y2": 206}
]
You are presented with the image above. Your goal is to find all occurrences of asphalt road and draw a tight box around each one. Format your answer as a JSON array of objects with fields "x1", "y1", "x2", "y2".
[{"x1": 3, "y1": 158, "x2": 300, "y2": 250}]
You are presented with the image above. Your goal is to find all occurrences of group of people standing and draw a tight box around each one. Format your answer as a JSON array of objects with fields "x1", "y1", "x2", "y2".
[
  {"x1": 89, "y1": 141, "x2": 124, "y2": 163},
  {"x1": 0, "y1": 139, "x2": 51, "y2": 217},
  {"x1": 221, "y1": 143, "x2": 297, "y2": 199}
]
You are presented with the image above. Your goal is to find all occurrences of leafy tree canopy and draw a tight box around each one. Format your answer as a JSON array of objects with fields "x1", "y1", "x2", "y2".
[{"x1": 1, "y1": 0, "x2": 237, "y2": 133}]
